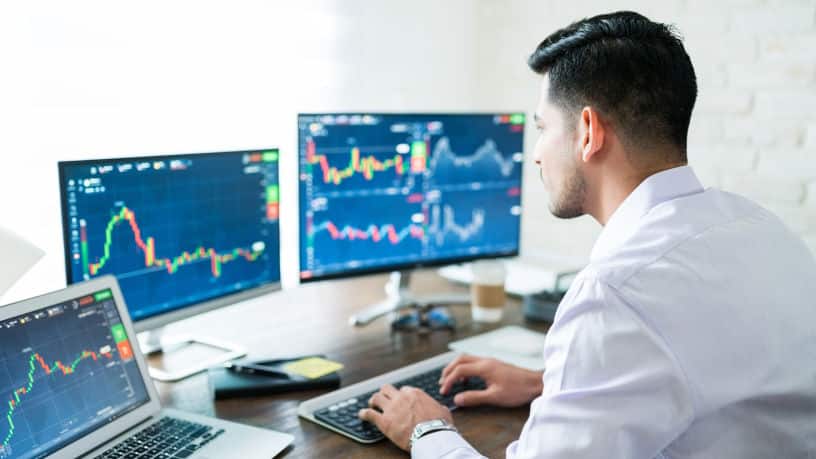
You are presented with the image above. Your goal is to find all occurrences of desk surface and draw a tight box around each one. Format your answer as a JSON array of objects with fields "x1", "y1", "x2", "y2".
[{"x1": 149, "y1": 270, "x2": 550, "y2": 458}]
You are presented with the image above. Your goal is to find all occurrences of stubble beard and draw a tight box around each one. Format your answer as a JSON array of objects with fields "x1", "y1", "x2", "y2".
[{"x1": 544, "y1": 165, "x2": 586, "y2": 219}]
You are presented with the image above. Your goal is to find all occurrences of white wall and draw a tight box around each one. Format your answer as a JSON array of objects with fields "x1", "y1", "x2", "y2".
[
  {"x1": 2, "y1": 0, "x2": 814, "y2": 303},
  {"x1": 474, "y1": 0, "x2": 816, "y2": 259},
  {"x1": 0, "y1": 0, "x2": 479, "y2": 302}
]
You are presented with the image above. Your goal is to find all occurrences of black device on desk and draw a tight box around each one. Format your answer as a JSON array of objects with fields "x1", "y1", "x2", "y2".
[
  {"x1": 209, "y1": 356, "x2": 341, "y2": 399},
  {"x1": 522, "y1": 270, "x2": 579, "y2": 322}
]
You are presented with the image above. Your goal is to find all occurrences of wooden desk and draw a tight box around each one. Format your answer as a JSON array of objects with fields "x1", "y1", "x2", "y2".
[{"x1": 149, "y1": 270, "x2": 550, "y2": 458}]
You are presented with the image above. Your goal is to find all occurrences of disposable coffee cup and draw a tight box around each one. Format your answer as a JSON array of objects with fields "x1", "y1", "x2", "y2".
[{"x1": 470, "y1": 260, "x2": 507, "y2": 322}]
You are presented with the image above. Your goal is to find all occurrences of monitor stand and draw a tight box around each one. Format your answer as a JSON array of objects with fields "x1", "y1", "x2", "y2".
[
  {"x1": 137, "y1": 328, "x2": 246, "y2": 382},
  {"x1": 349, "y1": 270, "x2": 469, "y2": 326}
]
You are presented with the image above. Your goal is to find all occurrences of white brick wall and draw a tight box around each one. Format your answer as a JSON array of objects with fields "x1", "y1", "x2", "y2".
[
  {"x1": 760, "y1": 34, "x2": 816, "y2": 64},
  {"x1": 754, "y1": 91, "x2": 816, "y2": 118},
  {"x1": 757, "y1": 150, "x2": 816, "y2": 180},
  {"x1": 805, "y1": 124, "x2": 816, "y2": 148},
  {"x1": 722, "y1": 174, "x2": 805, "y2": 205},
  {"x1": 477, "y1": 0, "x2": 816, "y2": 257},
  {"x1": 807, "y1": 182, "x2": 816, "y2": 208},
  {"x1": 724, "y1": 118, "x2": 804, "y2": 149},
  {"x1": 732, "y1": 4, "x2": 815, "y2": 33},
  {"x1": 690, "y1": 146, "x2": 758, "y2": 173}
]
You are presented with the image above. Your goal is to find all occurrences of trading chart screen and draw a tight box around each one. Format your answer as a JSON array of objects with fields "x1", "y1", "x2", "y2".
[
  {"x1": 60, "y1": 150, "x2": 281, "y2": 321},
  {"x1": 0, "y1": 289, "x2": 149, "y2": 459},
  {"x1": 298, "y1": 113, "x2": 524, "y2": 280}
]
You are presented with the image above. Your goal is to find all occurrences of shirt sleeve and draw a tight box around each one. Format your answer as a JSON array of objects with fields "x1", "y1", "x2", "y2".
[
  {"x1": 411, "y1": 430, "x2": 486, "y2": 459},
  {"x1": 412, "y1": 274, "x2": 695, "y2": 459},
  {"x1": 505, "y1": 274, "x2": 695, "y2": 458}
]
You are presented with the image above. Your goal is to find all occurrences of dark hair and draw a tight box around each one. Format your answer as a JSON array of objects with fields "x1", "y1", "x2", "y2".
[{"x1": 528, "y1": 11, "x2": 696, "y2": 161}]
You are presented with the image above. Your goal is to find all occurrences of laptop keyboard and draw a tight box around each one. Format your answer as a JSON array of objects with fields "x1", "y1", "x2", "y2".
[
  {"x1": 313, "y1": 366, "x2": 486, "y2": 442},
  {"x1": 92, "y1": 416, "x2": 224, "y2": 459}
]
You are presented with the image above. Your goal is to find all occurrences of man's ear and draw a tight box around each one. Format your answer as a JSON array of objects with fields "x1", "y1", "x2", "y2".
[{"x1": 579, "y1": 106, "x2": 605, "y2": 163}]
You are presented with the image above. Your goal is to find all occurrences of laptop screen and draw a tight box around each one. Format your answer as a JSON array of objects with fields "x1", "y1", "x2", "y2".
[{"x1": 0, "y1": 289, "x2": 150, "y2": 459}]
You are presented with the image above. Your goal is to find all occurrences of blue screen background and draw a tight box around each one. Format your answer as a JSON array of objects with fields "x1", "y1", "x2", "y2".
[
  {"x1": 60, "y1": 151, "x2": 281, "y2": 321},
  {"x1": 298, "y1": 113, "x2": 524, "y2": 279},
  {"x1": 0, "y1": 292, "x2": 148, "y2": 459}
]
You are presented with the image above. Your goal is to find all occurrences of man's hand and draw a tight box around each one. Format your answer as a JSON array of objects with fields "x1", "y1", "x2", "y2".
[
  {"x1": 439, "y1": 354, "x2": 544, "y2": 407},
  {"x1": 358, "y1": 384, "x2": 453, "y2": 451}
]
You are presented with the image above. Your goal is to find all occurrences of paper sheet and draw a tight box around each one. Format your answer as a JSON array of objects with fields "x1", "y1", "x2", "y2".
[
  {"x1": 448, "y1": 326, "x2": 547, "y2": 370},
  {"x1": 283, "y1": 357, "x2": 344, "y2": 379}
]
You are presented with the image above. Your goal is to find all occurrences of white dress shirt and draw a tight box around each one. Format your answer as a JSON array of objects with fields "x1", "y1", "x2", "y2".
[{"x1": 412, "y1": 166, "x2": 816, "y2": 458}]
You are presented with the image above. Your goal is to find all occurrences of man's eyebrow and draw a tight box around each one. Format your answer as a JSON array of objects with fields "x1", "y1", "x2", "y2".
[{"x1": 533, "y1": 113, "x2": 542, "y2": 123}]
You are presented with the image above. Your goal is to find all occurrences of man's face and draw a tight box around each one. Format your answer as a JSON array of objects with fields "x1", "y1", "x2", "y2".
[{"x1": 532, "y1": 74, "x2": 586, "y2": 219}]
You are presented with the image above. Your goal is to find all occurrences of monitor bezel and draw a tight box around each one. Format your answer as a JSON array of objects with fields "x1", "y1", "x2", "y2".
[
  {"x1": 296, "y1": 112, "x2": 525, "y2": 283},
  {"x1": 58, "y1": 149, "x2": 283, "y2": 332}
]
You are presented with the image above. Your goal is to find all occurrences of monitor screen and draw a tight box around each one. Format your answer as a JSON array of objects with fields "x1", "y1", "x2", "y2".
[
  {"x1": 298, "y1": 113, "x2": 524, "y2": 281},
  {"x1": 59, "y1": 150, "x2": 281, "y2": 323},
  {"x1": 0, "y1": 289, "x2": 149, "y2": 459}
]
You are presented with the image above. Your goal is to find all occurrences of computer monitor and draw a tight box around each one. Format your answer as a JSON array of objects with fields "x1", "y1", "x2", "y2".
[
  {"x1": 297, "y1": 113, "x2": 524, "y2": 325},
  {"x1": 58, "y1": 150, "x2": 281, "y2": 379}
]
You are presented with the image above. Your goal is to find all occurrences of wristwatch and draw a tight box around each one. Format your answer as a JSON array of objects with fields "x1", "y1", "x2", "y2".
[{"x1": 409, "y1": 419, "x2": 458, "y2": 450}]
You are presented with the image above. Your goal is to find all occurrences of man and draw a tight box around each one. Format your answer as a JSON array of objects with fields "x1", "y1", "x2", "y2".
[{"x1": 358, "y1": 11, "x2": 816, "y2": 458}]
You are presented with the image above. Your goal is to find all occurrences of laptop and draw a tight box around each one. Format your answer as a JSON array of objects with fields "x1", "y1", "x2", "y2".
[{"x1": 0, "y1": 275, "x2": 293, "y2": 459}]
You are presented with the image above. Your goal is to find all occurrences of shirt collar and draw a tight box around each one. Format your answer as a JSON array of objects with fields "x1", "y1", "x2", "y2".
[{"x1": 590, "y1": 165, "x2": 704, "y2": 262}]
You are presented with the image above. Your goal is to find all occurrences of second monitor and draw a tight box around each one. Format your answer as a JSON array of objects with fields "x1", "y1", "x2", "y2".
[
  {"x1": 59, "y1": 150, "x2": 282, "y2": 379},
  {"x1": 298, "y1": 113, "x2": 525, "y2": 324}
]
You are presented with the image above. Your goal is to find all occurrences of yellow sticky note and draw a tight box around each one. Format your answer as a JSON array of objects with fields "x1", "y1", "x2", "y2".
[{"x1": 283, "y1": 357, "x2": 343, "y2": 379}]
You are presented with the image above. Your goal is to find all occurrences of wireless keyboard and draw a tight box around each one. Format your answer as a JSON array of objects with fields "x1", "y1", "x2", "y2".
[{"x1": 299, "y1": 352, "x2": 483, "y2": 443}]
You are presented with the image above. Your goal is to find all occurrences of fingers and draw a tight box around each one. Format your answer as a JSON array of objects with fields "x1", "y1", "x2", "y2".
[
  {"x1": 368, "y1": 391, "x2": 391, "y2": 410},
  {"x1": 368, "y1": 383, "x2": 400, "y2": 410},
  {"x1": 358, "y1": 408, "x2": 383, "y2": 425},
  {"x1": 379, "y1": 384, "x2": 399, "y2": 398},
  {"x1": 440, "y1": 354, "x2": 479, "y2": 381},
  {"x1": 453, "y1": 388, "x2": 494, "y2": 407},
  {"x1": 439, "y1": 362, "x2": 482, "y2": 395}
]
